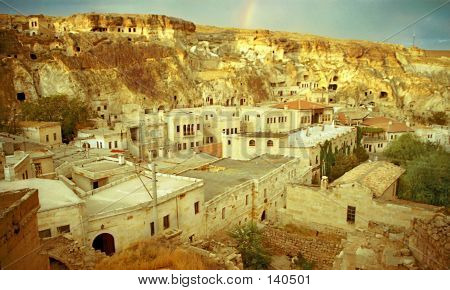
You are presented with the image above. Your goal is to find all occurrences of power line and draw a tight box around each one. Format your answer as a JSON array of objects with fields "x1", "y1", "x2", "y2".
[{"x1": 382, "y1": 0, "x2": 450, "y2": 43}]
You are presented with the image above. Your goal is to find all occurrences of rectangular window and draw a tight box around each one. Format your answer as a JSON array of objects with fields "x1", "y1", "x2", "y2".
[
  {"x1": 245, "y1": 195, "x2": 249, "y2": 206},
  {"x1": 197, "y1": 124, "x2": 200, "y2": 130},
  {"x1": 57, "y1": 225, "x2": 70, "y2": 234},
  {"x1": 347, "y1": 206, "x2": 356, "y2": 224},
  {"x1": 150, "y1": 222, "x2": 155, "y2": 236},
  {"x1": 39, "y1": 229, "x2": 51, "y2": 238},
  {"x1": 177, "y1": 144, "x2": 182, "y2": 150},
  {"x1": 114, "y1": 141, "x2": 118, "y2": 148},
  {"x1": 190, "y1": 142, "x2": 194, "y2": 148},
  {"x1": 183, "y1": 143, "x2": 187, "y2": 150},
  {"x1": 93, "y1": 180, "x2": 99, "y2": 189},
  {"x1": 163, "y1": 215, "x2": 170, "y2": 229},
  {"x1": 34, "y1": 163, "x2": 42, "y2": 176},
  {"x1": 222, "y1": 207, "x2": 226, "y2": 219},
  {"x1": 177, "y1": 125, "x2": 180, "y2": 133},
  {"x1": 53, "y1": 132, "x2": 57, "y2": 141},
  {"x1": 108, "y1": 141, "x2": 112, "y2": 149},
  {"x1": 196, "y1": 142, "x2": 199, "y2": 146},
  {"x1": 194, "y1": 201, "x2": 200, "y2": 214},
  {"x1": 46, "y1": 135, "x2": 49, "y2": 142}
]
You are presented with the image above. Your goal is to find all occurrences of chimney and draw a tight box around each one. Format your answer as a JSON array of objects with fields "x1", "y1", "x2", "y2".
[
  {"x1": 118, "y1": 154, "x2": 125, "y2": 165},
  {"x1": 320, "y1": 176, "x2": 329, "y2": 190}
]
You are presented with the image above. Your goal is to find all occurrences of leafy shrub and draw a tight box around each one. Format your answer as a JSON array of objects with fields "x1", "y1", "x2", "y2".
[{"x1": 229, "y1": 223, "x2": 271, "y2": 269}]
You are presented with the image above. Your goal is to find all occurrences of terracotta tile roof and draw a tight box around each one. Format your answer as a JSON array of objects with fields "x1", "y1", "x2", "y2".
[
  {"x1": 362, "y1": 116, "x2": 394, "y2": 126},
  {"x1": 376, "y1": 122, "x2": 413, "y2": 133},
  {"x1": 272, "y1": 100, "x2": 328, "y2": 110},
  {"x1": 331, "y1": 161, "x2": 405, "y2": 198},
  {"x1": 337, "y1": 111, "x2": 369, "y2": 125},
  {"x1": 362, "y1": 117, "x2": 412, "y2": 133}
]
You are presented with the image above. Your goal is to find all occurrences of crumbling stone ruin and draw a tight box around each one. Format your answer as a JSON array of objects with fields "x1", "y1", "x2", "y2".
[
  {"x1": 262, "y1": 225, "x2": 344, "y2": 269},
  {"x1": 408, "y1": 214, "x2": 449, "y2": 270},
  {"x1": 40, "y1": 235, "x2": 107, "y2": 270}
]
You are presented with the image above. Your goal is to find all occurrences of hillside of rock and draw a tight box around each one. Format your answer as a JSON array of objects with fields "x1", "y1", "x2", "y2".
[{"x1": 0, "y1": 13, "x2": 448, "y2": 124}]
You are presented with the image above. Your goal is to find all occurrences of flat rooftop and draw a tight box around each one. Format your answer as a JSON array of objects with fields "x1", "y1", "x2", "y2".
[
  {"x1": 0, "y1": 179, "x2": 82, "y2": 212},
  {"x1": 287, "y1": 124, "x2": 354, "y2": 147},
  {"x1": 85, "y1": 173, "x2": 200, "y2": 216},
  {"x1": 180, "y1": 155, "x2": 294, "y2": 201},
  {"x1": 75, "y1": 159, "x2": 124, "y2": 173},
  {"x1": 52, "y1": 146, "x2": 115, "y2": 168},
  {"x1": 5, "y1": 152, "x2": 29, "y2": 166},
  {"x1": 78, "y1": 127, "x2": 124, "y2": 137},
  {"x1": 156, "y1": 152, "x2": 220, "y2": 175}
]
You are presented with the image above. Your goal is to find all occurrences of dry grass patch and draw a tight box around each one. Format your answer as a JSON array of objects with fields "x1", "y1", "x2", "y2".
[{"x1": 95, "y1": 239, "x2": 222, "y2": 270}]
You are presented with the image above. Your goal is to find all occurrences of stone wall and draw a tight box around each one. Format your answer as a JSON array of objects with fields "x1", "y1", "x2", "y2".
[
  {"x1": 262, "y1": 226, "x2": 343, "y2": 269},
  {"x1": 408, "y1": 214, "x2": 449, "y2": 270},
  {"x1": 0, "y1": 189, "x2": 49, "y2": 269}
]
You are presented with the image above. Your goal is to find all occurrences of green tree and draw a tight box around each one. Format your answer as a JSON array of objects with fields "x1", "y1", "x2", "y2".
[
  {"x1": 400, "y1": 152, "x2": 449, "y2": 206},
  {"x1": 20, "y1": 95, "x2": 93, "y2": 142},
  {"x1": 330, "y1": 153, "x2": 359, "y2": 181},
  {"x1": 353, "y1": 145, "x2": 369, "y2": 163},
  {"x1": 383, "y1": 134, "x2": 449, "y2": 206},
  {"x1": 229, "y1": 223, "x2": 271, "y2": 270},
  {"x1": 383, "y1": 134, "x2": 438, "y2": 164}
]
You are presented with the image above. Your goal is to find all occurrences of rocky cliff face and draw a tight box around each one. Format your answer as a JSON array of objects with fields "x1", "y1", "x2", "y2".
[{"x1": 0, "y1": 13, "x2": 448, "y2": 123}]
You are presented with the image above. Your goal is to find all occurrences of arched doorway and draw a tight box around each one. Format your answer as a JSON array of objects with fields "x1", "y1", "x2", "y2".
[
  {"x1": 92, "y1": 233, "x2": 115, "y2": 256},
  {"x1": 260, "y1": 210, "x2": 266, "y2": 221}
]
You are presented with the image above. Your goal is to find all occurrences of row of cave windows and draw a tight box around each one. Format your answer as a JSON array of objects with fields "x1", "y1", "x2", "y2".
[{"x1": 246, "y1": 139, "x2": 274, "y2": 147}]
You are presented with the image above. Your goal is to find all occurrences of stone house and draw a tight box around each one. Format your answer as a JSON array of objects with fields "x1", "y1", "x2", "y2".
[
  {"x1": 223, "y1": 124, "x2": 356, "y2": 183},
  {"x1": 181, "y1": 155, "x2": 312, "y2": 235},
  {"x1": 272, "y1": 100, "x2": 334, "y2": 126},
  {"x1": 413, "y1": 125, "x2": 449, "y2": 152},
  {"x1": 3, "y1": 151, "x2": 34, "y2": 181},
  {"x1": 18, "y1": 121, "x2": 62, "y2": 146},
  {"x1": 362, "y1": 117, "x2": 413, "y2": 142},
  {"x1": 0, "y1": 179, "x2": 85, "y2": 243},
  {"x1": 75, "y1": 127, "x2": 127, "y2": 150},
  {"x1": 282, "y1": 161, "x2": 440, "y2": 232},
  {"x1": 29, "y1": 149, "x2": 56, "y2": 179},
  {"x1": 166, "y1": 110, "x2": 204, "y2": 153}
]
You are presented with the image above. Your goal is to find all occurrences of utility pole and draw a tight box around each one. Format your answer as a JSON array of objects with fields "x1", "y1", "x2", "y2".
[
  {"x1": 138, "y1": 109, "x2": 146, "y2": 162},
  {"x1": 150, "y1": 162, "x2": 158, "y2": 234}
]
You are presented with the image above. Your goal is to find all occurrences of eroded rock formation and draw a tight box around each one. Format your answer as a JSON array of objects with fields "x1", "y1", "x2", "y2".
[{"x1": 0, "y1": 13, "x2": 448, "y2": 123}]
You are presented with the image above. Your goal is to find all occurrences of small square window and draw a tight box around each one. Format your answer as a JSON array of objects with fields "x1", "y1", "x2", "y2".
[
  {"x1": 39, "y1": 229, "x2": 51, "y2": 238},
  {"x1": 57, "y1": 225, "x2": 70, "y2": 234}
]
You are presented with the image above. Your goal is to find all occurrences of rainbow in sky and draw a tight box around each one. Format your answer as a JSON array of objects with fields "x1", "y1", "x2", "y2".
[{"x1": 240, "y1": 0, "x2": 257, "y2": 28}]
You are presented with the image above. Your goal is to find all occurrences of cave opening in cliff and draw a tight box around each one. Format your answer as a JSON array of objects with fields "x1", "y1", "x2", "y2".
[
  {"x1": 16, "y1": 92, "x2": 26, "y2": 101},
  {"x1": 328, "y1": 84, "x2": 337, "y2": 91},
  {"x1": 75, "y1": 46, "x2": 80, "y2": 52},
  {"x1": 380, "y1": 91, "x2": 388, "y2": 98},
  {"x1": 30, "y1": 53, "x2": 37, "y2": 60},
  {"x1": 333, "y1": 76, "x2": 338, "y2": 82}
]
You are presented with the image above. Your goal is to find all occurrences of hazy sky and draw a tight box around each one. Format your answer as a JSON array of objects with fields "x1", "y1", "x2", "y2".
[{"x1": 1, "y1": 0, "x2": 449, "y2": 49}]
